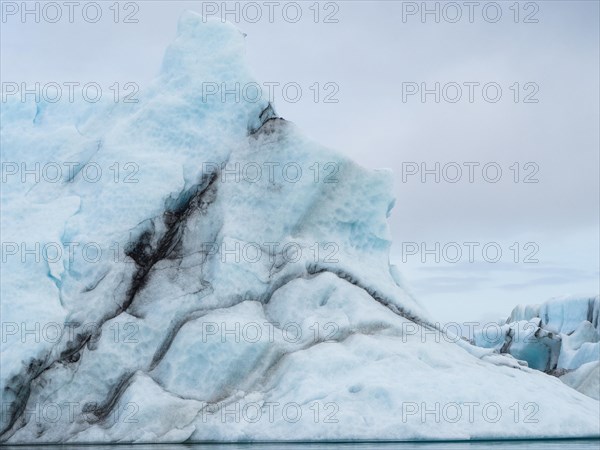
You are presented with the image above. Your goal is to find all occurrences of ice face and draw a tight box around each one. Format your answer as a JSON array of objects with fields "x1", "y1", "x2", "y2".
[{"x1": 1, "y1": 12, "x2": 599, "y2": 443}]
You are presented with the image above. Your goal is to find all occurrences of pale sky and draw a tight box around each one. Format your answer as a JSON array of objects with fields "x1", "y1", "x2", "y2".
[{"x1": 1, "y1": 1, "x2": 598, "y2": 323}]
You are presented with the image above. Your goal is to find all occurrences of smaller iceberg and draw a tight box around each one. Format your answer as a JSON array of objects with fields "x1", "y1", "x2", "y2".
[{"x1": 474, "y1": 296, "x2": 599, "y2": 399}]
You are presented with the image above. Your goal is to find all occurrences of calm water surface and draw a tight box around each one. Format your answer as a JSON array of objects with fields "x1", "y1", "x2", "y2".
[{"x1": 2, "y1": 440, "x2": 599, "y2": 449}]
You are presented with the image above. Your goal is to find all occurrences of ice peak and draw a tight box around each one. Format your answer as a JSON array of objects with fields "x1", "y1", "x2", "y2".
[{"x1": 160, "y1": 11, "x2": 248, "y2": 84}]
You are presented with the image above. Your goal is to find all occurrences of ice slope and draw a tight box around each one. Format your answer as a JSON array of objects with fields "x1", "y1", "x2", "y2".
[
  {"x1": 1, "y1": 12, "x2": 599, "y2": 443},
  {"x1": 560, "y1": 362, "x2": 600, "y2": 401},
  {"x1": 473, "y1": 296, "x2": 600, "y2": 398}
]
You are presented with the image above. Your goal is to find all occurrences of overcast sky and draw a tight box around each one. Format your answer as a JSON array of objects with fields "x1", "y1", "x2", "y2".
[{"x1": 1, "y1": 1, "x2": 598, "y2": 323}]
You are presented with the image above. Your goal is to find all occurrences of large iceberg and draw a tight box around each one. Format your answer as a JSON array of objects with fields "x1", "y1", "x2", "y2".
[{"x1": 1, "y1": 12, "x2": 599, "y2": 443}]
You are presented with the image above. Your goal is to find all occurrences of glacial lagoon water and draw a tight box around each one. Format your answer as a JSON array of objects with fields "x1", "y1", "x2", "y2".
[{"x1": 2, "y1": 440, "x2": 599, "y2": 450}]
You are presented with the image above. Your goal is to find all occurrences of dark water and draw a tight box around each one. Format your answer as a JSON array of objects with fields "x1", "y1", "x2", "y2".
[{"x1": 2, "y1": 440, "x2": 599, "y2": 449}]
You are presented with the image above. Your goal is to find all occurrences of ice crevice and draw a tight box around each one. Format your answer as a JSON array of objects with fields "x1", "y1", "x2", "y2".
[
  {"x1": 122, "y1": 170, "x2": 220, "y2": 315},
  {"x1": 1, "y1": 167, "x2": 223, "y2": 437}
]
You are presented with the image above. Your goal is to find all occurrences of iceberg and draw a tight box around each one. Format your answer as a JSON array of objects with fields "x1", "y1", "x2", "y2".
[
  {"x1": 1, "y1": 12, "x2": 599, "y2": 443},
  {"x1": 474, "y1": 296, "x2": 599, "y2": 399}
]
